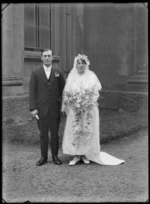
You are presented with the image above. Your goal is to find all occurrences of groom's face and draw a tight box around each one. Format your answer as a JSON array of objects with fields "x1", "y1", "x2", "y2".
[{"x1": 41, "y1": 50, "x2": 53, "y2": 67}]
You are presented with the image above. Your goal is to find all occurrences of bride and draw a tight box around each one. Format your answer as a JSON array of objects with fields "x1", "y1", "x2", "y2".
[{"x1": 61, "y1": 54, "x2": 125, "y2": 166}]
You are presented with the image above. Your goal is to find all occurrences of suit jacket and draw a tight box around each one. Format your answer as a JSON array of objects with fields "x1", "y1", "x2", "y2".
[{"x1": 29, "y1": 66, "x2": 65, "y2": 118}]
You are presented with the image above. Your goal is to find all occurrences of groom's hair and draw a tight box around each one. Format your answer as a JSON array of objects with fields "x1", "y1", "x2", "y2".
[{"x1": 41, "y1": 49, "x2": 53, "y2": 56}]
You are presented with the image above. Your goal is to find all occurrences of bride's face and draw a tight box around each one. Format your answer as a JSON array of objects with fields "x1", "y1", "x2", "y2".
[{"x1": 76, "y1": 59, "x2": 86, "y2": 74}]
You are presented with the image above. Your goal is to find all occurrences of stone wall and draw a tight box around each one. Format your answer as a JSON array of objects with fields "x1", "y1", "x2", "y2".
[
  {"x1": 99, "y1": 91, "x2": 148, "y2": 113},
  {"x1": 84, "y1": 3, "x2": 148, "y2": 91}
]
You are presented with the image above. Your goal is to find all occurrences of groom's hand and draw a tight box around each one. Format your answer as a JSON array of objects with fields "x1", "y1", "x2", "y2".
[{"x1": 31, "y1": 109, "x2": 38, "y2": 119}]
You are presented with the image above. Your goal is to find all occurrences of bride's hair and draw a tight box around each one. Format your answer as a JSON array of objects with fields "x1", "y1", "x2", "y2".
[
  {"x1": 73, "y1": 54, "x2": 90, "y2": 71},
  {"x1": 77, "y1": 58, "x2": 86, "y2": 65}
]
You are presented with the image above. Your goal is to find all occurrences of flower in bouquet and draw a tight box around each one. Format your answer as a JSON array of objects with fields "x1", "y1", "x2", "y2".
[{"x1": 64, "y1": 88, "x2": 97, "y2": 113}]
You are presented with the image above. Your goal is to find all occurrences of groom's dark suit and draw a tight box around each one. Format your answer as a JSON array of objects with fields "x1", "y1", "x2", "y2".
[{"x1": 29, "y1": 65, "x2": 65, "y2": 162}]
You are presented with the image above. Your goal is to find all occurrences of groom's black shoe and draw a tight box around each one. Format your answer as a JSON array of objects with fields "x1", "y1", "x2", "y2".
[
  {"x1": 52, "y1": 156, "x2": 62, "y2": 165},
  {"x1": 36, "y1": 158, "x2": 47, "y2": 166}
]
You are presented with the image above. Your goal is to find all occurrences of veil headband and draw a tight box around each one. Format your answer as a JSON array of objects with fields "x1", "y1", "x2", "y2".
[{"x1": 73, "y1": 54, "x2": 90, "y2": 69}]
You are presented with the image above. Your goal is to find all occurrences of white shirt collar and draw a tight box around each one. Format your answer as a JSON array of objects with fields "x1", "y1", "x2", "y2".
[{"x1": 43, "y1": 64, "x2": 52, "y2": 71}]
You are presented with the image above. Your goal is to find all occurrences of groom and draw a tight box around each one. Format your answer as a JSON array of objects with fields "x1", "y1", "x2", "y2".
[{"x1": 29, "y1": 49, "x2": 65, "y2": 166}]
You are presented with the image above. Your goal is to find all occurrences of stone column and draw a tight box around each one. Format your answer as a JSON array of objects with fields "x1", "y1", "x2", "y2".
[
  {"x1": 126, "y1": 3, "x2": 148, "y2": 92},
  {"x1": 2, "y1": 4, "x2": 24, "y2": 96}
]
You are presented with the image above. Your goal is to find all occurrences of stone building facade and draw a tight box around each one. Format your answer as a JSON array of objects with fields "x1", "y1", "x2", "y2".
[{"x1": 2, "y1": 3, "x2": 148, "y2": 112}]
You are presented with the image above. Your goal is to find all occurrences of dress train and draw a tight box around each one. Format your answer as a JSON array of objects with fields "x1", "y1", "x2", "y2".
[{"x1": 86, "y1": 151, "x2": 125, "y2": 165}]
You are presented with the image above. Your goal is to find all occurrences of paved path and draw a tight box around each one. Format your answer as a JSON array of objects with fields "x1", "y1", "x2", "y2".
[{"x1": 2, "y1": 129, "x2": 148, "y2": 202}]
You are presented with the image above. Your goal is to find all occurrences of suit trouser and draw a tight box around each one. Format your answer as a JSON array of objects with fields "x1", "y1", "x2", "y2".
[{"x1": 37, "y1": 109, "x2": 60, "y2": 159}]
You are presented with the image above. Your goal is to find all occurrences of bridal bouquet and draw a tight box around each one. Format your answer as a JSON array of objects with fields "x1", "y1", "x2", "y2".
[
  {"x1": 63, "y1": 88, "x2": 97, "y2": 114},
  {"x1": 63, "y1": 88, "x2": 98, "y2": 146}
]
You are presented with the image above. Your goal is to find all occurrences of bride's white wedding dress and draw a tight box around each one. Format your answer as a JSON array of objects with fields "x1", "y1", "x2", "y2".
[
  {"x1": 62, "y1": 104, "x2": 125, "y2": 165},
  {"x1": 62, "y1": 57, "x2": 125, "y2": 165}
]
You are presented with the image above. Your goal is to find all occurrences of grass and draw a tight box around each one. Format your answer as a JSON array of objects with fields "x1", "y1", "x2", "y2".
[
  {"x1": 99, "y1": 108, "x2": 148, "y2": 143},
  {"x1": 2, "y1": 108, "x2": 148, "y2": 146}
]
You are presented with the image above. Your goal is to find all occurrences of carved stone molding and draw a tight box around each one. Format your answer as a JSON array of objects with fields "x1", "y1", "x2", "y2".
[
  {"x1": 24, "y1": 50, "x2": 60, "y2": 62},
  {"x1": 2, "y1": 76, "x2": 23, "y2": 86},
  {"x1": 126, "y1": 73, "x2": 148, "y2": 92}
]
